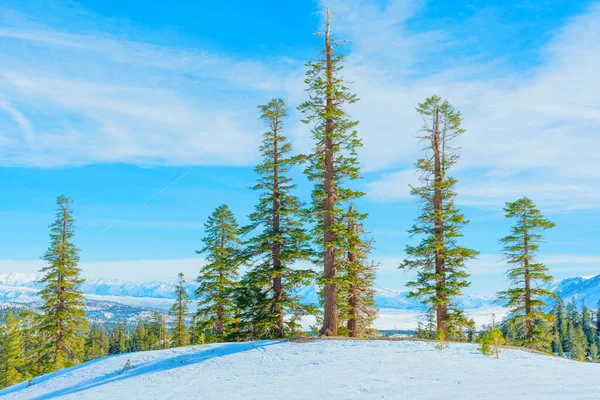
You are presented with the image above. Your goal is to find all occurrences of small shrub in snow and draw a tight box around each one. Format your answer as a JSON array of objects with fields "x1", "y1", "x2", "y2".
[{"x1": 479, "y1": 327, "x2": 505, "y2": 358}]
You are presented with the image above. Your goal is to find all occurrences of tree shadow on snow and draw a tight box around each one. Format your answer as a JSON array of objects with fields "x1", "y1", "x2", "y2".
[{"x1": 29, "y1": 340, "x2": 282, "y2": 399}]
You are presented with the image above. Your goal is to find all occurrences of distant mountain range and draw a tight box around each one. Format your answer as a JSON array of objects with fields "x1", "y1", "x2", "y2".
[
  {"x1": 0, "y1": 272, "x2": 499, "y2": 311},
  {"x1": 1, "y1": 272, "x2": 599, "y2": 314},
  {"x1": 546, "y1": 274, "x2": 600, "y2": 308}
]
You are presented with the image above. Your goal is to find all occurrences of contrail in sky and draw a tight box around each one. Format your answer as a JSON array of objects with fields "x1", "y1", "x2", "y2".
[
  {"x1": 102, "y1": 172, "x2": 189, "y2": 233},
  {"x1": 144, "y1": 172, "x2": 189, "y2": 204}
]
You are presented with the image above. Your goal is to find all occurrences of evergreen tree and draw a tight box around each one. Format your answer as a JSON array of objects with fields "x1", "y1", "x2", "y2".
[
  {"x1": 596, "y1": 299, "x2": 600, "y2": 338},
  {"x1": 589, "y1": 341, "x2": 600, "y2": 363},
  {"x1": 85, "y1": 324, "x2": 110, "y2": 361},
  {"x1": 238, "y1": 98, "x2": 316, "y2": 339},
  {"x1": 340, "y1": 205, "x2": 377, "y2": 338},
  {"x1": 109, "y1": 325, "x2": 129, "y2": 355},
  {"x1": 169, "y1": 273, "x2": 191, "y2": 347},
  {"x1": 298, "y1": 9, "x2": 364, "y2": 336},
  {"x1": 195, "y1": 205, "x2": 242, "y2": 341},
  {"x1": 479, "y1": 326, "x2": 506, "y2": 358},
  {"x1": 0, "y1": 312, "x2": 29, "y2": 388},
  {"x1": 582, "y1": 301, "x2": 596, "y2": 345},
  {"x1": 37, "y1": 195, "x2": 88, "y2": 372},
  {"x1": 498, "y1": 198, "x2": 556, "y2": 352},
  {"x1": 570, "y1": 326, "x2": 588, "y2": 362},
  {"x1": 18, "y1": 310, "x2": 43, "y2": 379},
  {"x1": 551, "y1": 299, "x2": 567, "y2": 355},
  {"x1": 400, "y1": 96, "x2": 478, "y2": 340}
]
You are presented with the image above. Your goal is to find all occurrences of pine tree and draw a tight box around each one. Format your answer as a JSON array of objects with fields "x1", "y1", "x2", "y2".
[
  {"x1": 400, "y1": 96, "x2": 478, "y2": 340},
  {"x1": 37, "y1": 195, "x2": 88, "y2": 372},
  {"x1": 552, "y1": 299, "x2": 567, "y2": 355},
  {"x1": 595, "y1": 299, "x2": 600, "y2": 338},
  {"x1": 570, "y1": 326, "x2": 588, "y2": 361},
  {"x1": 17, "y1": 310, "x2": 43, "y2": 379},
  {"x1": 169, "y1": 273, "x2": 191, "y2": 347},
  {"x1": 340, "y1": 205, "x2": 377, "y2": 338},
  {"x1": 195, "y1": 205, "x2": 242, "y2": 341},
  {"x1": 85, "y1": 324, "x2": 110, "y2": 361},
  {"x1": 238, "y1": 98, "x2": 316, "y2": 339},
  {"x1": 582, "y1": 301, "x2": 596, "y2": 345},
  {"x1": 0, "y1": 312, "x2": 29, "y2": 388},
  {"x1": 479, "y1": 326, "x2": 505, "y2": 358},
  {"x1": 109, "y1": 324, "x2": 129, "y2": 355},
  {"x1": 589, "y1": 341, "x2": 600, "y2": 363},
  {"x1": 298, "y1": 9, "x2": 363, "y2": 336},
  {"x1": 498, "y1": 198, "x2": 556, "y2": 352}
]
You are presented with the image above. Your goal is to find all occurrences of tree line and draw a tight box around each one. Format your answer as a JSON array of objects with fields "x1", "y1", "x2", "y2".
[{"x1": 1, "y1": 7, "x2": 598, "y2": 390}]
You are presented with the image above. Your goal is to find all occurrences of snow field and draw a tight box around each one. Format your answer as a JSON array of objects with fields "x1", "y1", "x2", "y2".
[{"x1": 2, "y1": 340, "x2": 599, "y2": 399}]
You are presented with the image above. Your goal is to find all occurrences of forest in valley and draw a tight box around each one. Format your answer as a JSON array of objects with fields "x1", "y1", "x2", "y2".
[{"x1": 2, "y1": 9, "x2": 600, "y2": 390}]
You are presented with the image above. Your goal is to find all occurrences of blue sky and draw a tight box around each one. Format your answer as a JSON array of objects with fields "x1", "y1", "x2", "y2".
[{"x1": 1, "y1": 0, "x2": 600, "y2": 296}]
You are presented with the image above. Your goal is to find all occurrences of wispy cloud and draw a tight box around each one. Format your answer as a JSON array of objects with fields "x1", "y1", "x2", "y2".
[
  {"x1": 1, "y1": 0, "x2": 599, "y2": 213},
  {"x1": 320, "y1": 0, "x2": 600, "y2": 210},
  {"x1": 0, "y1": 5, "x2": 297, "y2": 167}
]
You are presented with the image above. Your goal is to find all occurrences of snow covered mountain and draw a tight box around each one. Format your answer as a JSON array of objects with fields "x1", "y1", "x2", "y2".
[
  {"x1": 3, "y1": 272, "x2": 598, "y2": 315},
  {"x1": 2, "y1": 340, "x2": 599, "y2": 399},
  {"x1": 0, "y1": 272, "x2": 497, "y2": 310},
  {"x1": 546, "y1": 274, "x2": 600, "y2": 308}
]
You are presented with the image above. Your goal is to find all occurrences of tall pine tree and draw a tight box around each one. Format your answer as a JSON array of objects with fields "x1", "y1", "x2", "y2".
[
  {"x1": 498, "y1": 197, "x2": 556, "y2": 352},
  {"x1": 38, "y1": 195, "x2": 88, "y2": 372},
  {"x1": 169, "y1": 272, "x2": 191, "y2": 347},
  {"x1": 400, "y1": 96, "x2": 478, "y2": 340},
  {"x1": 195, "y1": 205, "x2": 242, "y2": 342},
  {"x1": 238, "y1": 98, "x2": 316, "y2": 339},
  {"x1": 298, "y1": 9, "x2": 363, "y2": 336}
]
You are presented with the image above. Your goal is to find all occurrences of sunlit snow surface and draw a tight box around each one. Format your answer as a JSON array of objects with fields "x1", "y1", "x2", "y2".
[{"x1": 2, "y1": 340, "x2": 599, "y2": 399}]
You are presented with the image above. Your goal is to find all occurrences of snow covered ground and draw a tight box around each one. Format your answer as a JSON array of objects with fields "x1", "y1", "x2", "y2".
[{"x1": 2, "y1": 340, "x2": 599, "y2": 399}]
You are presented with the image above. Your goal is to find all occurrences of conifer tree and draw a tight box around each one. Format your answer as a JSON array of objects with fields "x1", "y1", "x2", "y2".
[
  {"x1": 498, "y1": 197, "x2": 556, "y2": 352},
  {"x1": 479, "y1": 326, "x2": 505, "y2": 358},
  {"x1": 400, "y1": 96, "x2": 478, "y2": 340},
  {"x1": 195, "y1": 205, "x2": 242, "y2": 341},
  {"x1": 38, "y1": 195, "x2": 88, "y2": 372},
  {"x1": 340, "y1": 205, "x2": 377, "y2": 338},
  {"x1": 552, "y1": 299, "x2": 567, "y2": 355},
  {"x1": 109, "y1": 325, "x2": 129, "y2": 354},
  {"x1": 85, "y1": 324, "x2": 110, "y2": 361},
  {"x1": 18, "y1": 310, "x2": 43, "y2": 378},
  {"x1": 239, "y1": 98, "x2": 315, "y2": 339},
  {"x1": 0, "y1": 312, "x2": 28, "y2": 388},
  {"x1": 169, "y1": 272, "x2": 191, "y2": 347},
  {"x1": 298, "y1": 9, "x2": 364, "y2": 336},
  {"x1": 589, "y1": 341, "x2": 600, "y2": 363}
]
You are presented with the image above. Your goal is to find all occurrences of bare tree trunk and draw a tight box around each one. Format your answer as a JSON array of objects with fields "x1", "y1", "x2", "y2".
[
  {"x1": 217, "y1": 228, "x2": 225, "y2": 336},
  {"x1": 271, "y1": 116, "x2": 285, "y2": 338},
  {"x1": 523, "y1": 215, "x2": 532, "y2": 343},
  {"x1": 321, "y1": 8, "x2": 338, "y2": 337},
  {"x1": 346, "y1": 206, "x2": 358, "y2": 338},
  {"x1": 432, "y1": 107, "x2": 448, "y2": 339}
]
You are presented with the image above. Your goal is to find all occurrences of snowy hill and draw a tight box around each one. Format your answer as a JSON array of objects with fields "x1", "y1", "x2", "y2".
[{"x1": 1, "y1": 340, "x2": 599, "y2": 399}]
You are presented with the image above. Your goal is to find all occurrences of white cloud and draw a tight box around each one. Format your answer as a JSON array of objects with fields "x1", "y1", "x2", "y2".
[
  {"x1": 0, "y1": 258, "x2": 204, "y2": 282},
  {"x1": 0, "y1": 6, "x2": 298, "y2": 167},
  {"x1": 1, "y1": 0, "x2": 599, "y2": 212},
  {"x1": 321, "y1": 0, "x2": 600, "y2": 210}
]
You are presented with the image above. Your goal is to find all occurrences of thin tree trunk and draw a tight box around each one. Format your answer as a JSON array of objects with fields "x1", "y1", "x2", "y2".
[
  {"x1": 217, "y1": 228, "x2": 225, "y2": 336},
  {"x1": 346, "y1": 205, "x2": 359, "y2": 338},
  {"x1": 321, "y1": 8, "x2": 338, "y2": 337},
  {"x1": 432, "y1": 107, "x2": 448, "y2": 339},
  {"x1": 272, "y1": 115, "x2": 285, "y2": 338},
  {"x1": 523, "y1": 215, "x2": 532, "y2": 343}
]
